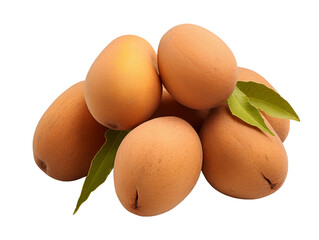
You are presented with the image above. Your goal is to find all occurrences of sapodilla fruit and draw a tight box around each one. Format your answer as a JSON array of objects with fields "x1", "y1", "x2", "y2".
[
  {"x1": 114, "y1": 117, "x2": 203, "y2": 216},
  {"x1": 158, "y1": 24, "x2": 237, "y2": 110},
  {"x1": 33, "y1": 81, "x2": 107, "y2": 181},
  {"x1": 200, "y1": 105, "x2": 288, "y2": 199},
  {"x1": 85, "y1": 35, "x2": 162, "y2": 130}
]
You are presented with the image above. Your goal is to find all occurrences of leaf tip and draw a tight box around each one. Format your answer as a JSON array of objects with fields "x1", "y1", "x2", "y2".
[
  {"x1": 263, "y1": 125, "x2": 275, "y2": 136},
  {"x1": 73, "y1": 207, "x2": 78, "y2": 215}
]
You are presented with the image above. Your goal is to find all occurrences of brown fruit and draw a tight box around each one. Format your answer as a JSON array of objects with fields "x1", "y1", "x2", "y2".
[
  {"x1": 114, "y1": 117, "x2": 202, "y2": 216},
  {"x1": 151, "y1": 87, "x2": 210, "y2": 132},
  {"x1": 33, "y1": 82, "x2": 107, "y2": 181},
  {"x1": 238, "y1": 67, "x2": 290, "y2": 142},
  {"x1": 158, "y1": 24, "x2": 237, "y2": 110},
  {"x1": 85, "y1": 35, "x2": 162, "y2": 130},
  {"x1": 200, "y1": 105, "x2": 288, "y2": 199}
]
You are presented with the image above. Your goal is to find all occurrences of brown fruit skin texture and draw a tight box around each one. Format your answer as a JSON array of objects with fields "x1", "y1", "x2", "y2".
[
  {"x1": 158, "y1": 24, "x2": 237, "y2": 110},
  {"x1": 33, "y1": 82, "x2": 107, "y2": 181},
  {"x1": 85, "y1": 35, "x2": 162, "y2": 130},
  {"x1": 200, "y1": 105, "x2": 288, "y2": 199},
  {"x1": 114, "y1": 117, "x2": 203, "y2": 216},
  {"x1": 238, "y1": 67, "x2": 290, "y2": 142},
  {"x1": 151, "y1": 87, "x2": 210, "y2": 132}
]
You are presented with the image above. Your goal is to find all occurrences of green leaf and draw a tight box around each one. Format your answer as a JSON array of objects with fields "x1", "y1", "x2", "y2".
[
  {"x1": 227, "y1": 86, "x2": 274, "y2": 135},
  {"x1": 73, "y1": 129, "x2": 129, "y2": 215},
  {"x1": 237, "y1": 81, "x2": 300, "y2": 121}
]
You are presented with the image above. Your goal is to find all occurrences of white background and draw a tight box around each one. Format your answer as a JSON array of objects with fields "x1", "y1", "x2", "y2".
[{"x1": 1, "y1": 0, "x2": 318, "y2": 239}]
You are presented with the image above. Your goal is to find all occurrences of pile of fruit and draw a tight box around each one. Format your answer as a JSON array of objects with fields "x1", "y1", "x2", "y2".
[{"x1": 33, "y1": 24, "x2": 298, "y2": 217}]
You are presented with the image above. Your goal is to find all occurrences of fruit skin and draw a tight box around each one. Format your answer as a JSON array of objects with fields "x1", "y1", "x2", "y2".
[
  {"x1": 114, "y1": 116, "x2": 203, "y2": 216},
  {"x1": 151, "y1": 87, "x2": 210, "y2": 132},
  {"x1": 158, "y1": 24, "x2": 237, "y2": 110},
  {"x1": 85, "y1": 35, "x2": 162, "y2": 130},
  {"x1": 33, "y1": 81, "x2": 107, "y2": 181},
  {"x1": 200, "y1": 105, "x2": 288, "y2": 199},
  {"x1": 238, "y1": 67, "x2": 290, "y2": 142}
]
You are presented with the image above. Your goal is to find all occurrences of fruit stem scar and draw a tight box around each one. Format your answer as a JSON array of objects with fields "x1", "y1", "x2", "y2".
[
  {"x1": 37, "y1": 158, "x2": 47, "y2": 172},
  {"x1": 134, "y1": 190, "x2": 139, "y2": 209},
  {"x1": 107, "y1": 123, "x2": 118, "y2": 129},
  {"x1": 262, "y1": 174, "x2": 276, "y2": 189}
]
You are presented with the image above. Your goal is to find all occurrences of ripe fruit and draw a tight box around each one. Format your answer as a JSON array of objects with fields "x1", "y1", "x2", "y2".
[
  {"x1": 238, "y1": 67, "x2": 290, "y2": 142},
  {"x1": 200, "y1": 105, "x2": 288, "y2": 199},
  {"x1": 85, "y1": 35, "x2": 162, "y2": 130},
  {"x1": 33, "y1": 82, "x2": 107, "y2": 181},
  {"x1": 158, "y1": 24, "x2": 237, "y2": 110},
  {"x1": 151, "y1": 87, "x2": 210, "y2": 132},
  {"x1": 114, "y1": 117, "x2": 202, "y2": 216}
]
